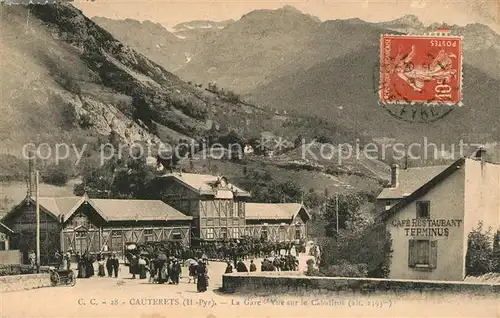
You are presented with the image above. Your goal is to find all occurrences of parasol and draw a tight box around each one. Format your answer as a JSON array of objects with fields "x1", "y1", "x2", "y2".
[
  {"x1": 184, "y1": 258, "x2": 198, "y2": 266},
  {"x1": 126, "y1": 244, "x2": 137, "y2": 251}
]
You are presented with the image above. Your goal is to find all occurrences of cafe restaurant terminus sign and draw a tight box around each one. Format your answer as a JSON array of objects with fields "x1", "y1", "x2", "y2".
[{"x1": 391, "y1": 218, "x2": 463, "y2": 237}]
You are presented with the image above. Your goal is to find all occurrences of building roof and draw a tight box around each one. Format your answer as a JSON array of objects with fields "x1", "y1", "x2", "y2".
[
  {"x1": 378, "y1": 158, "x2": 465, "y2": 221},
  {"x1": 0, "y1": 221, "x2": 14, "y2": 234},
  {"x1": 377, "y1": 165, "x2": 449, "y2": 199},
  {"x1": 3, "y1": 196, "x2": 191, "y2": 224},
  {"x1": 245, "y1": 203, "x2": 310, "y2": 221},
  {"x1": 161, "y1": 173, "x2": 250, "y2": 198},
  {"x1": 31, "y1": 196, "x2": 85, "y2": 220},
  {"x1": 90, "y1": 199, "x2": 192, "y2": 222}
]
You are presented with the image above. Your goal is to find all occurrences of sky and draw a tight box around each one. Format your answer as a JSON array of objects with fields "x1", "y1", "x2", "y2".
[{"x1": 74, "y1": 0, "x2": 500, "y2": 33}]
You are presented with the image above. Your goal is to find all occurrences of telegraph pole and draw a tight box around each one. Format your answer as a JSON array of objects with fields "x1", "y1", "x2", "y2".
[
  {"x1": 35, "y1": 170, "x2": 40, "y2": 271},
  {"x1": 335, "y1": 194, "x2": 339, "y2": 233}
]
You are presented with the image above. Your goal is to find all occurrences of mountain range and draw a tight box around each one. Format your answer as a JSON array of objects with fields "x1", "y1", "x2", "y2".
[
  {"x1": 91, "y1": 6, "x2": 500, "y2": 147},
  {"x1": 0, "y1": 4, "x2": 390, "y2": 198}
]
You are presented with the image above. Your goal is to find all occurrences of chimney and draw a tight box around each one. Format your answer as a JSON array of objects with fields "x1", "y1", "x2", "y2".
[
  {"x1": 390, "y1": 164, "x2": 399, "y2": 188},
  {"x1": 472, "y1": 147, "x2": 486, "y2": 160}
]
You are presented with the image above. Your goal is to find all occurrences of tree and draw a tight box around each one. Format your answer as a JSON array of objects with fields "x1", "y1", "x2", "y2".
[
  {"x1": 493, "y1": 230, "x2": 500, "y2": 273},
  {"x1": 320, "y1": 220, "x2": 392, "y2": 278},
  {"x1": 323, "y1": 193, "x2": 367, "y2": 236},
  {"x1": 466, "y1": 222, "x2": 494, "y2": 276},
  {"x1": 41, "y1": 161, "x2": 72, "y2": 186},
  {"x1": 74, "y1": 153, "x2": 157, "y2": 199}
]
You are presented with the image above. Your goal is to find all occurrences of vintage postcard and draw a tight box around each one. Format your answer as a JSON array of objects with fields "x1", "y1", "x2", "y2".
[{"x1": 0, "y1": 0, "x2": 499, "y2": 317}]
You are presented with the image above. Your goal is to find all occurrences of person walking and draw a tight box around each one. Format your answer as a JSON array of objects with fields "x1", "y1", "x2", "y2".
[
  {"x1": 28, "y1": 250, "x2": 36, "y2": 267},
  {"x1": 196, "y1": 259, "x2": 208, "y2": 292},
  {"x1": 106, "y1": 255, "x2": 113, "y2": 277},
  {"x1": 76, "y1": 251, "x2": 85, "y2": 278},
  {"x1": 111, "y1": 254, "x2": 120, "y2": 278},
  {"x1": 65, "y1": 250, "x2": 72, "y2": 271},
  {"x1": 129, "y1": 255, "x2": 139, "y2": 279},
  {"x1": 188, "y1": 261, "x2": 198, "y2": 283},
  {"x1": 171, "y1": 259, "x2": 181, "y2": 284},
  {"x1": 97, "y1": 256, "x2": 106, "y2": 277}
]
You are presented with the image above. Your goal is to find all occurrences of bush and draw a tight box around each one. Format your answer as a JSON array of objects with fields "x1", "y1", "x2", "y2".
[
  {"x1": 322, "y1": 260, "x2": 368, "y2": 278},
  {"x1": 320, "y1": 222, "x2": 392, "y2": 278},
  {"x1": 466, "y1": 222, "x2": 494, "y2": 276},
  {"x1": 41, "y1": 161, "x2": 72, "y2": 186}
]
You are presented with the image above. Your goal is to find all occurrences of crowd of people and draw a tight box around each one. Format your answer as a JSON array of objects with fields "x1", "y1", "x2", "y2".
[
  {"x1": 223, "y1": 254, "x2": 299, "y2": 273},
  {"x1": 43, "y1": 238, "x2": 308, "y2": 293}
]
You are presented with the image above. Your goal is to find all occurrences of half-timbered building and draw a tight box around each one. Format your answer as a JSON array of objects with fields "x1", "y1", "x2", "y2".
[
  {"x1": 1, "y1": 195, "x2": 192, "y2": 264},
  {"x1": 245, "y1": 203, "x2": 310, "y2": 241},
  {"x1": 152, "y1": 173, "x2": 251, "y2": 243},
  {"x1": 152, "y1": 172, "x2": 310, "y2": 243}
]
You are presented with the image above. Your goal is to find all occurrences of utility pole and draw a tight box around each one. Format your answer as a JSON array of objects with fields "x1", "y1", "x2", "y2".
[
  {"x1": 35, "y1": 170, "x2": 40, "y2": 271},
  {"x1": 335, "y1": 194, "x2": 339, "y2": 233}
]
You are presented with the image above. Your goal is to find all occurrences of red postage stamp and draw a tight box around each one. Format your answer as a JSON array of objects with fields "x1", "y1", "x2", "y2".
[{"x1": 379, "y1": 33, "x2": 463, "y2": 105}]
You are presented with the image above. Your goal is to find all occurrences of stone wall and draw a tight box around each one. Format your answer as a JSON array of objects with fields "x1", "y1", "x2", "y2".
[
  {"x1": 0, "y1": 274, "x2": 51, "y2": 293},
  {"x1": 222, "y1": 273, "x2": 500, "y2": 295}
]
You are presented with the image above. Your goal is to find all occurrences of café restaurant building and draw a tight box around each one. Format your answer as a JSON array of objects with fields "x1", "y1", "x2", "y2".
[{"x1": 377, "y1": 152, "x2": 500, "y2": 281}]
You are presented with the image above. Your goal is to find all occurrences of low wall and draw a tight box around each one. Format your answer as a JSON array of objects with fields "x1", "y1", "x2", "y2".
[
  {"x1": 222, "y1": 273, "x2": 500, "y2": 295},
  {"x1": 0, "y1": 274, "x2": 51, "y2": 293}
]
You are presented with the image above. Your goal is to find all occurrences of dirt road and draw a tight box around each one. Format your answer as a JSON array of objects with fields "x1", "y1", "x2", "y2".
[{"x1": 1, "y1": 259, "x2": 498, "y2": 317}]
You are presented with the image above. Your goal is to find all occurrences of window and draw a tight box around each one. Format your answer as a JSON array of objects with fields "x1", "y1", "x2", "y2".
[
  {"x1": 228, "y1": 201, "x2": 234, "y2": 217},
  {"x1": 295, "y1": 227, "x2": 301, "y2": 240},
  {"x1": 385, "y1": 201, "x2": 392, "y2": 210},
  {"x1": 416, "y1": 201, "x2": 430, "y2": 219},
  {"x1": 279, "y1": 226, "x2": 287, "y2": 241},
  {"x1": 76, "y1": 232, "x2": 87, "y2": 239},
  {"x1": 171, "y1": 230, "x2": 182, "y2": 240},
  {"x1": 144, "y1": 229, "x2": 153, "y2": 242},
  {"x1": 206, "y1": 228, "x2": 214, "y2": 239},
  {"x1": 238, "y1": 202, "x2": 244, "y2": 217},
  {"x1": 261, "y1": 228, "x2": 268, "y2": 240},
  {"x1": 112, "y1": 230, "x2": 122, "y2": 238},
  {"x1": 220, "y1": 227, "x2": 228, "y2": 239},
  {"x1": 232, "y1": 228, "x2": 239, "y2": 239},
  {"x1": 408, "y1": 239, "x2": 437, "y2": 268}
]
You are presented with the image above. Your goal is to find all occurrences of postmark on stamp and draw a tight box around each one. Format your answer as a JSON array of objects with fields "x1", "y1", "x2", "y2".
[{"x1": 378, "y1": 30, "x2": 463, "y2": 123}]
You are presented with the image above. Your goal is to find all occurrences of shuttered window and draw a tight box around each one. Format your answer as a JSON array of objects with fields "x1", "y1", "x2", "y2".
[{"x1": 408, "y1": 239, "x2": 437, "y2": 268}]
